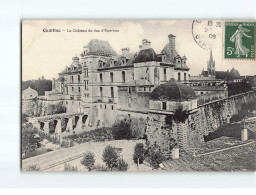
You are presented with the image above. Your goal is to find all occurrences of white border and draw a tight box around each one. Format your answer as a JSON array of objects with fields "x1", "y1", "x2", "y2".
[{"x1": 0, "y1": 0, "x2": 255, "y2": 189}]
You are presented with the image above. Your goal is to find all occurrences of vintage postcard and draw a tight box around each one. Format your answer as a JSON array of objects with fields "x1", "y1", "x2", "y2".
[{"x1": 22, "y1": 20, "x2": 256, "y2": 172}]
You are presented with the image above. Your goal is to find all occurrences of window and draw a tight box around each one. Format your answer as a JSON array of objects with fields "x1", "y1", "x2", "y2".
[
  {"x1": 178, "y1": 72, "x2": 181, "y2": 81},
  {"x1": 128, "y1": 87, "x2": 131, "y2": 93},
  {"x1": 122, "y1": 71, "x2": 125, "y2": 82},
  {"x1": 164, "y1": 68, "x2": 167, "y2": 81},
  {"x1": 78, "y1": 87, "x2": 81, "y2": 94},
  {"x1": 100, "y1": 104, "x2": 102, "y2": 109},
  {"x1": 149, "y1": 87, "x2": 151, "y2": 91},
  {"x1": 184, "y1": 73, "x2": 187, "y2": 81},
  {"x1": 201, "y1": 92, "x2": 204, "y2": 94},
  {"x1": 100, "y1": 73, "x2": 103, "y2": 82},
  {"x1": 111, "y1": 105, "x2": 114, "y2": 110},
  {"x1": 100, "y1": 87, "x2": 103, "y2": 97},
  {"x1": 78, "y1": 75, "x2": 80, "y2": 83},
  {"x1": 85, "y1": 81, "x2": 88, "y2": 90},
  {"x1": 162, "y1": 102, "x2": 167, "y2": 110},
  {"x1": 105, "y1": 105, "x2": 107, "y2": 109},
  {"x1": 66, "y1": 86, "x2": 68, "y2": 94},
  {"x1": 144, "y1": 87, "x2": 146, "y2": 91},
  {"x1": 110, "y1": 72, "x2": 113, "y2": 83},
  {"x1": 111, "y1": 87, "x2": 114, "y2": 98},
  {"x1": 71, "y1": 76, "x2": 74, "y2": 83},
  {"x1": 72, "y1": 87, "x2": 74, "y2": 92},
  {"x1": 128, "y1": 97, "x2": 131, "y2": 107}
]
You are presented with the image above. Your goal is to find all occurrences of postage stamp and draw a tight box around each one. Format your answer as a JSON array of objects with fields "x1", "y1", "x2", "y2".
[{"x1": 224, "y1": 21, "x2": 255, "y2": 60}]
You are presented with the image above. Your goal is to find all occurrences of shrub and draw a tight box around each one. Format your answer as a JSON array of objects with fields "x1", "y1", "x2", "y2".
[
  {"x1": 64, "y1": 163, "x2": 78, "y2": 171},
  {"x1": 61, "y1": 139, "x2": 70, "y2": 148},
  {"x1": 112, "y1": 120, "x2": 132, "y2": 140},
  {"x1": 22, "y1": 113, "x2": 29, "y2": 123},
  {"x1": 133, "y1": 143, "x2": 145, "y2": 164},
  {"x1": 93, "y1": 164, "x2": 109, "y2": 172},
  {"x1": 26, "y1": 164, "x2": 40, "y2": 171},
  {"x1": 81, "y1": 152, "x2": 95, "y2": 171},
  {"x1": 102, "y1": 145, "x2": 119, "y2": 170},
  {"x1": 145, "y1": 147, "x2": 165, "y2": 169},
  {"x1": 115, "y1": 158, "x2": 129, "y2": 171},
  {"x1": 174, "y1": 106, "x2": 188, "y2": 123},
  {"x1": 22, "y1": 123, "x2": 44, "y2": 158}
]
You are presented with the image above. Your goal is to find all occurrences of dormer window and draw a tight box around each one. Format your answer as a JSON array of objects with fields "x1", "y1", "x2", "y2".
[
  {"x1": 162, "y1": 102, "x2": 167, "y2": 110},
  {"x1": 110, "y1": 59, "x2": 114, "y2": 67},
  {"x1": 121, "y1": 57, "x2": 126, "y2": 65}
]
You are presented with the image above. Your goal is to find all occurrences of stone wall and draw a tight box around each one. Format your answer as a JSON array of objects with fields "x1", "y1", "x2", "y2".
[{"x1": 146, "y1": 91, "x2": 256, "y2": 158}]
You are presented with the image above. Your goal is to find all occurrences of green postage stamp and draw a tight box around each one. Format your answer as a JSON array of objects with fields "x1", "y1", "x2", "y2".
[{"x1": 224, "y1": 21, "x2": 255, "y2": 60}]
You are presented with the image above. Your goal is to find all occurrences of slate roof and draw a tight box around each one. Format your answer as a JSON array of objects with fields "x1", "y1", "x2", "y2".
[
  {"x1": 161, "y1": 43, "x2": 189, "y2": 70},
  {"x1": 85, "y1": 39, "x2": 117, "y2": 56},
  {"x1": 150, "y1": 78, "x2": 196, "y2": 101},
  {"x1": 134, "y1": 48, "x2": 160, "y2": 63},
  {"x1": 98, "y1": 52, "x2": 137, "y2": 70}
]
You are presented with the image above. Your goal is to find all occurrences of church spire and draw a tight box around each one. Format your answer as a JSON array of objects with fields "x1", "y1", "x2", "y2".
[{"x1": 209, "y1": 48, "x2": 213, "y2": 63}]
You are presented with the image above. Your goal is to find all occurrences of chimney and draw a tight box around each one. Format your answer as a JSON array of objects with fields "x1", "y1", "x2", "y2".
[
  {"x1": 168, "y1": 34, "x2": 176, "y2": 50},
  {"x1": 52, "y1": 78, "x2": 56, "y2": 89},
  {"x1": 72, "y1": 56, "x2": 79, "y2": 62},
  {"x1": 121, "y1": 47, "x2": 130, "y2": 56},
  {"x1": 141, "y1": 39, "x2": 151, "y2": 50}
]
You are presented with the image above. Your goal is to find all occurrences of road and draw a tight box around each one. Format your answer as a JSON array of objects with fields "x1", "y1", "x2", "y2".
[{"x1": 22, "y1": 139, "x2": 154, "y2": 172}]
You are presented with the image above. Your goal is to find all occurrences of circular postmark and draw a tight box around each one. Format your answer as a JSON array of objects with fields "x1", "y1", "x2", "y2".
[{"x1": 192, "y1": 20, "x2": 223, "y2": 50}]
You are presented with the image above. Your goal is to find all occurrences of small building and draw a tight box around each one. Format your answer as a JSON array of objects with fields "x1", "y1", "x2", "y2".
[
  {"x1": 22, "y1": 86, "x2": 39, "y2": 116},
  {"x1": 146, "y1": 79, "x2": 198, "y2": 157}
]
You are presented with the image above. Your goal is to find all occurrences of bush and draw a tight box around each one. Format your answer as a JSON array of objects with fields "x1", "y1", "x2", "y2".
[
  {"x1": 112, "y1": 120, "x2": 132, "y2": 140},
  {"x1": 64, "y1": 163, "x2": 78, "y2": 171},
  {"x1": 93, "y1": 164, "x2": 109, "y2": 172},
  {"x1": 133, "y1": 143, "x2": 145, "y2": 164},
  {"x1": 115, "y1": 159, "x2": 129, "y2": 171},
  {"x1": 81, "y1": 152, "x2": 95, "y2": 171},
  {"x1": 61, "y1": 139, "x2": 70, "y2": 148},
  {"x1": 102, "y1": 145, "x2": 119, "y2": 170},
  {"x1": 22, "y1": 123, "x2": 44, "y2": 158},
  {"x1": 26, "y1": 164, "x2": 40, "y2": 171},
  {"x1": 174, "y1": 106, "x2": 188, "y2": 123},
  {"x1": 145, "y1": 147, "x2": 165, "y2": 169}
]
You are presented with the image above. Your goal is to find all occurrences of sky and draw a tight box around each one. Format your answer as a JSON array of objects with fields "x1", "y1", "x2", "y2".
[{"x1": 22, "y1": 20, "x2": 256, "y2": 81}]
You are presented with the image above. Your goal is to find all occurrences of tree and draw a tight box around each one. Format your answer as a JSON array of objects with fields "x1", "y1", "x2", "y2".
[
  {"x1": 112, "y1": 120, "x2": 132, "y2": 140},
  {"x1": 133, "y1": 143, "x2": 145, "y2": 166},
  {"x1": 81, "y1": 152, "x2": 95, "y2": 171},
  {"x1": 102, "y1": 145, "x2": 119, "y2": 170},
  {"x1": 26, "y1": 164, "x2": 40, "y2": 171},
  {"x1": 115, "y1": 158, "x2": 129, "y2": 171},
  {"x1": 174, "y1": 106, "x2": 188, "y2": 123},
  {"x1": 145, "y1": 147, "x2": 165, "y2": 169},
  {"x1": 22, "y1": 123, "x2": 44, "y2": 158},
  {"x1": 22, "y1": 113, "x2": 29, "y2": 123}
]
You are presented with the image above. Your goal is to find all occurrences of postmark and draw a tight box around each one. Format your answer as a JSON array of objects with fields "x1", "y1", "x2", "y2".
[
  {"x1": 192, "y1": 20, "x2": 223, "y2": 51},
  {"x1": 224, "y1": 21, "x2": 255, "y2": 60}
]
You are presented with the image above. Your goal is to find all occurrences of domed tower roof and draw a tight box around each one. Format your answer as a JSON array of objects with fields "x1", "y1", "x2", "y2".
[
  {"x1": 22, "y1": 86, "x2": 38, "y2": 100},
  {"x1": 230, "y1": 67, "x2": 240, "y2": 78},
  {"x1": 150, "y1": 78, "x2": 196, "y2": 101}
]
